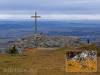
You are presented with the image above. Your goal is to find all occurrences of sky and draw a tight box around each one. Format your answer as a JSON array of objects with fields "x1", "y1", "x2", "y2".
[{"x1": 0, "y1": 0, "x2": 99, "y2": 20}]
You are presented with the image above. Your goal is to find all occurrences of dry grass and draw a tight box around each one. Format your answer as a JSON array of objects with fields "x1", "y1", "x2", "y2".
[
  {"x1": 0, "y1": 47, "x2": 100, "y2": 75},
  {"x1": 66, "y1": 57, "x2": 100, "y2": 75},
  {"x1": 66, "y1": 59, "x2": 97, "y2": 72},
  {"x1": 0, "y1": 48, "x2": 65, "y2": 75}
]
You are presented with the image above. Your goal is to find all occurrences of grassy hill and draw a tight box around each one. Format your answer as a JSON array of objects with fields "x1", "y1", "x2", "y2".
[{"x1": 0, "y1": 45, "x2": 100, "y2": 75}]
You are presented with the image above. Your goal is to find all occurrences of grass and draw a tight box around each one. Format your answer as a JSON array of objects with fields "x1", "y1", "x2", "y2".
[
  {"x1": 66, "y1": 59, "x2": 97, "y2": 72},
  {"x1": 0, "y1": 48, "x2": 65, "y2": 75},
  {"x1": 0, "y1": 46, "x2": 100, "y2": 75}
]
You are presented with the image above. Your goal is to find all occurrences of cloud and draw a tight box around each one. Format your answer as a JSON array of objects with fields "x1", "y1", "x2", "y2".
[
  {"x1": 0, "y1": 0, "x2": 99, "y2": 14},
  {"x1": 42, "y1": 14, "x2": 100, "y2": 20},
  {"x1": 0, "y1": 14, "x2": 100, "y2": 20}
]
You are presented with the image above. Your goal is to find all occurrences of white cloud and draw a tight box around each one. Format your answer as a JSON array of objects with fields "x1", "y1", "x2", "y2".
[
  {"x1": 0, "y1": 14, "x2": 100, "y2": 20},
  {"x1": 0, "y1": 14, "x2": 31, "y2": 20},
  {"x1": 42, "y1": 14, "x2": 100, "y2": 20}
]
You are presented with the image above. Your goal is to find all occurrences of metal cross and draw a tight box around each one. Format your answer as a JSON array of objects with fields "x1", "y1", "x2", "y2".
[{"x1": 31, "y1": 12, "x2": 41, "y2": 34}]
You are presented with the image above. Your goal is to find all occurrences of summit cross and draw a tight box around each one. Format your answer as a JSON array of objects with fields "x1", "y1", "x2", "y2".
[{"x1": 31, "y1": 12, "x2": 41, "y2": 34}]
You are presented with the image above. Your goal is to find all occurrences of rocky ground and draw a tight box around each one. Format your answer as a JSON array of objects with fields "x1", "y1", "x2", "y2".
[
  {"x1": 66, "y1": 50, "x2": 97, "y2": 72},
  {"x1": 7, "y1": 34, "x2": 82, "y2": 53}
]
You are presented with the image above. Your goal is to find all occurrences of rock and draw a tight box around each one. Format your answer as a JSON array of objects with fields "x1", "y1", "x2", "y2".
[{"x1": 6, "y1": 34, "x2": 82, "y2": 53}]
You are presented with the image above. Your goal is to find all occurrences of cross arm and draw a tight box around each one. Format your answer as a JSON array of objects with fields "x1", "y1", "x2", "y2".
[{"x1": 31, "y1": 16, "x2": 41, "y2": 18}]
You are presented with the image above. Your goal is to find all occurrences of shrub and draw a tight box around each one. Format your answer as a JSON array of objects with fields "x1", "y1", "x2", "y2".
[{"x1": 8, "y1": 45, "x2": 18, "y2": 54}]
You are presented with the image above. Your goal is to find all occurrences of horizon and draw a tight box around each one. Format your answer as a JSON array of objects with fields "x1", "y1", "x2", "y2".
[{"x1": 0, "y1": 14, "x2": 100, "y2": 21}]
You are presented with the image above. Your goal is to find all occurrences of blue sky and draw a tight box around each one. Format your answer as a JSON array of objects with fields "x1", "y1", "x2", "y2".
[{"x1": 0, "y1": 0, "x2": 99, "y2": 20}]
